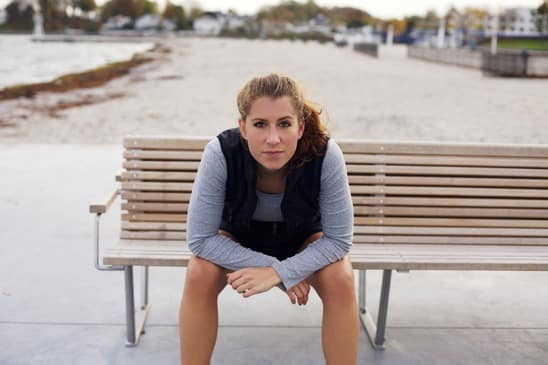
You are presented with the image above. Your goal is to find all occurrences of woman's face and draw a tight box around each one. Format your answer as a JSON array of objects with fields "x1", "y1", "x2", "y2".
[{"x1": 239, "y1": 96, "x2": 304, "y2": 175}]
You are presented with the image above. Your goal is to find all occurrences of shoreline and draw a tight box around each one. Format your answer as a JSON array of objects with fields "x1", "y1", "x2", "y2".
[{"x1": 0, "y1": 43, "x2": 168, "y2": 101}]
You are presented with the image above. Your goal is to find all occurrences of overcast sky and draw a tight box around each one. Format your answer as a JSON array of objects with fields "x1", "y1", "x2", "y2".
[
  {"x1": 1, "y1": 0, "x2": 543, "y2": 19},
  {"x1": 181, "y1": 0, "x2": 543, "y2": 19}
]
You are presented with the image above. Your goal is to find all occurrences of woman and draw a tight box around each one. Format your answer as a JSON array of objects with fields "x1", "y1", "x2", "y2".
[{"x1": 180, "y1": 73, "x2": 359, "y2": 365}]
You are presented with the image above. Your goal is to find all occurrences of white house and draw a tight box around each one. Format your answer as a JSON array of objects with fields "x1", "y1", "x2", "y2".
[
  {"x1": 226, "y1": 14, "x2": 247, "y2": 30},
  {"x1": 101, "y1": 15, "x2": 132, "y2": 30},
  {"x1": 193, "y1": 12, "x2": 226, "y2": 36},
  {"x1": 135, "y1": 14, "x2": 161, "y2": 30},
  {"x1": 485, "y1": 7, "x2": 542, "y2": 35}
]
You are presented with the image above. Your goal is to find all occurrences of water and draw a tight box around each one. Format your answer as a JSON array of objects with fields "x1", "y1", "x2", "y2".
[{"x1": 0, "y1": 35, "x2": 154, "y2": 89}]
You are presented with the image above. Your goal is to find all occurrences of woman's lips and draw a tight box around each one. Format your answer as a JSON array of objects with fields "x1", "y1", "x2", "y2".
[{"x1": 263, "y1": 150, "x2": 283, "y2": 157}]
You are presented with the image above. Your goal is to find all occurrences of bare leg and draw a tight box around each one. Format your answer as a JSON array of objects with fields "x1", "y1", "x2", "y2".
[
  {"x1": 179, "y1": 255, "x2": 227, "y2": 365},
  {"x1": 309, "y1": 256, "x2": 359, "y2": 365}
]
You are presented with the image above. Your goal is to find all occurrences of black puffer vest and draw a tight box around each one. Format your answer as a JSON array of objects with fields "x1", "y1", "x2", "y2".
[{"x1": 217, "y1": 128, "x2": 327, "y2": 250}]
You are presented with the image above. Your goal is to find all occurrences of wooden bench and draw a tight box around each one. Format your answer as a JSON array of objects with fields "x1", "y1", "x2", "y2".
[{"x1": 89, "y1": 135, "x2": 548, "y2": 350}]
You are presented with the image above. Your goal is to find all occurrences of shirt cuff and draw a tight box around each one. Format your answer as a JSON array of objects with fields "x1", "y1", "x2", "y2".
[{"x1": 271, "y1": 261, "x2": 302, "y2": 291}]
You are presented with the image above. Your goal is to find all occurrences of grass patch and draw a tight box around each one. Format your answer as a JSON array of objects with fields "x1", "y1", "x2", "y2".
[{"x1": 483, "y1": 38, "x2": 548, "y2": 51}]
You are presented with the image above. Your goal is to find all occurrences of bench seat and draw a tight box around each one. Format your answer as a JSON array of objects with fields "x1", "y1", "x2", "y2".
[{"x1": 104, "y1": 241, "x2": 548, "y2": 270}]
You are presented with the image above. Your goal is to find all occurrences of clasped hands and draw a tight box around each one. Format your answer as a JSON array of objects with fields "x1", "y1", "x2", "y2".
[{"x1": 226, "y1": 267, "x2": 311, "y2": 306}]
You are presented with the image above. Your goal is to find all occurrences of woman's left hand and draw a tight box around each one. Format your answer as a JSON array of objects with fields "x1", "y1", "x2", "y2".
[
  {"x1": 227, "y1": 267, "x2": 282, "y2": 298},
  {"x1": 286, "y1": 280, "x2": 310, "y2": 306}
]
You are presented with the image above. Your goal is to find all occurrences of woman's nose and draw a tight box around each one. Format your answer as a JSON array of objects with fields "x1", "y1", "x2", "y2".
[{"x1": 266, "y1": 127, "x2": 280, "y2": 144}]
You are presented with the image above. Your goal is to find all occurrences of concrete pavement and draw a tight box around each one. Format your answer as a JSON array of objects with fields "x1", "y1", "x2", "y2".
[{"x1": 1, "y1": 144, "x2": 547, "y2": 364}]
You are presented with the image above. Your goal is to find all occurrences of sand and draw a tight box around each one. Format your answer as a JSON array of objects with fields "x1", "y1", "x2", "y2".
[{"x1": 0, "y1": 38, "x2": 547, "y2": 144}]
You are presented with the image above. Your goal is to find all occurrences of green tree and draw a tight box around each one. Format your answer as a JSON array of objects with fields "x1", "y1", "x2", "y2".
[
  {"x1": 163, "y1": 1, "x2": 188, "y2": 29},
  {"x1": 100, "y1": 0, "x2": 150, "y2": 20},
  {"x1": 138, "y1": 0, "x2": 157, "y2": 15}
]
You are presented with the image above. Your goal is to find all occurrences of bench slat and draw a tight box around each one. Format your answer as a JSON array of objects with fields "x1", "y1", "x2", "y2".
[
  {"x1": 124, "y1": 150, "x2": 203, "y2": 160},
  {"x1": 121, "y1": 182, "x2": 193, "y2": 192},
  {"x1": 121, "y1": 173, "x2": 547, "y2": 189},
  {"x1": 348, "y1": 176, "x2": 548, "y2": 188},
  {"x1": 124, "y1": 136, "x2": 209, "y2": 150},
  {"x1": 352, "y1": 197, "x2": 548, "y2": 209},
  {"x1": 356, "y1": 218, "x2": 548, "y2": 228},
  {"x1": 122, "y1": 203, "x2": 189, "y2": 212},
  {"x1": 354, "y1": 226, "x2": 548, "y2": 236},
  {"x1": 122, "y1": 213, "x2": 187, "y2": 222},
  {"x1": 346, "y1": 165, "x2": 548, "y2": 177},
  {"x1": 123, "y1": 161, "x2": 200, "y2": 171},
  {"x1": 120, "y1": 181, "x2": 548, "y2": 198},
  {"x1": 338, "y1": 141, "x2": 548, "y2": 158},
  {"x1": 352, "y1": 235, "x2": 548, "y2": 245},
  {"x1": 120, "y1": 172, "x2": 197, "y2": 182},
  {"x1": 354, "y1": 207, "x2": 548, "y2": 218},
  {"x1": 122, "y1": 222, "x2": 186, "y2": 230},
  {"x1": 121, "y1": 231, "x2": 185, "y2": 240},
  {"x1": 350, "y1": 186, "x2": 548, "y2": 198},
  {"x1": 118, "y1": 194, "x2": 548, "y2": 210},
  {"x1": 344, "y1": 154, "x2": 548, "y2": 168},
  {"x1": 121, "y1": 192, "x2": 191, "y2": 201}
]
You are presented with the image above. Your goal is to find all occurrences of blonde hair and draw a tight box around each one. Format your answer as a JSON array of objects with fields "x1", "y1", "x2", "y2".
[{"x1": 237, "y1": 73, "x2": 329, "y2": 170}]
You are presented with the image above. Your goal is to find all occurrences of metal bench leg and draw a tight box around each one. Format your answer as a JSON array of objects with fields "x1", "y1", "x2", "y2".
[
  {"x1": 124, "y1": 265, "x2": 151, "y2": 347},
  {"x1": 358, "y1": 269, "x2": 393, "y2": 350},
  {"x1": 141, "y1": 266, "x2": 149, "y2": 310}
]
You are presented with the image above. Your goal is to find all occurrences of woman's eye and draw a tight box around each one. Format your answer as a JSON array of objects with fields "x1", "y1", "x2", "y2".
[
  {"x1": 253, "y1": 121, "x2": 265, "y2": 128},
  {"x1": 280, "y1": 120, "x2": 291, "y2": 128}
]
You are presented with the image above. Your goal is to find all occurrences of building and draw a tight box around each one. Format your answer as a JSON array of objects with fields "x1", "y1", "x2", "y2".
[
  {"x1": 101, "y1": 15, "x2": 132, "y2": 30},
  {"x1": 226, "y1": 13, "x2": 247, "y2": 31},
  {"x1": 193, "y1": 11, "x2": 226, "y2": 36},
  {"x1": 485, "y1": 7, "x2": 541, "y2": 35},
  {"x1": 135, "y1": 14, "x2": 161, "y2": 30},
  {"x1": 0, "y1": 9, "x2": 6, "y2": 25}
]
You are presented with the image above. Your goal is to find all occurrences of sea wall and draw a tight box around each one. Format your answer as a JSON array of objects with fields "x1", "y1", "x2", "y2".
[{"x1": 408, "y1": 45, "x2": 548, "y2": 77}]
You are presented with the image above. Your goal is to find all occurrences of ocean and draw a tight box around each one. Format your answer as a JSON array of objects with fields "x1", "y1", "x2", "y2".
[{"x1": 0, "y1": 35, "x2": 154, "y2": 89}]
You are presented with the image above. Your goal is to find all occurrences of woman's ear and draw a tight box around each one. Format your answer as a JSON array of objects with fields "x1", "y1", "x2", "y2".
[
  {"x1": 238, "y1": 118, "x2": 247, "y2": 139},
  {"x1": 298, "y1": 120, "x2": 305, "y2": 139}
]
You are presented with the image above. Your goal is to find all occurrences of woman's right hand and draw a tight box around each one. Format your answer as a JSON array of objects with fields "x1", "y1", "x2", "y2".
[{"x1": 286, "y1": 279, "x2": 310, "y2": 306}]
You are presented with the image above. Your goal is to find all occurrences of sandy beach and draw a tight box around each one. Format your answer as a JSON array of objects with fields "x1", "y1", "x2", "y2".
[{"x1": 0, "y1": 37, "x2": 547, "y2": 144}]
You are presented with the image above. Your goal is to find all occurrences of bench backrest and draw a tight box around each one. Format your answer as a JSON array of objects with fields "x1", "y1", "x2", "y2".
[{"x1": 120, "y1": 136, "x2": 548, "y2": 247}]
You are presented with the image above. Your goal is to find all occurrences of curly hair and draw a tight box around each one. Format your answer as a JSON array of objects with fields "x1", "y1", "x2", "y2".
[{"x1": 237, "y1": 73, "x2": 329, "y2": 171}]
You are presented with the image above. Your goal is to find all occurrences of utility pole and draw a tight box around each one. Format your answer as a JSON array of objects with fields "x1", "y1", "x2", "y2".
[
  {"x1": 490, "y1": 11, "x2": 498, "y2": 55},
  {"x1": 32, "y1": 0, "x2": 45, "y2": 38}
]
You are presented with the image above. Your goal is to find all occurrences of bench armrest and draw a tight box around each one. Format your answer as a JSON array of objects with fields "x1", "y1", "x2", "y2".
[{"x1": 89, "y1": 188, "x2": 120, "y2": 214}]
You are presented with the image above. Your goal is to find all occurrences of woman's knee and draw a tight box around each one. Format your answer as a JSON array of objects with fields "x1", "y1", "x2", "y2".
[
  {"x1": 312, "y1": 256, "x2": 355, "y2": 303},
  {"x1": 184, "y1": 255, "x2": 227, "y2": 295}
]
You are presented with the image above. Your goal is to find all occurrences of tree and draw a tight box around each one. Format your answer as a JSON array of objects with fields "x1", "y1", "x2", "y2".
[
  {"x1": 38, "y1": 0, "x2": 66, "y2": 30},
  {"x1": 534, "y1": 1, "x2": 548, "y2": 32},
  {"x1": 4, "y1": 0, "x2": 34, "y2": 30},
  {"x1": 163, "y1": 1, "x2": 188, "y2": 29},
  {"x1": 100, "y1": 0, "x2": 157, "y2": 20},
  {"x1": 138, "y1": 0, "x2": 157, "y2": 15},
  {"x1": 74, "y1": 0, "x2": 96, "y2": 13}
]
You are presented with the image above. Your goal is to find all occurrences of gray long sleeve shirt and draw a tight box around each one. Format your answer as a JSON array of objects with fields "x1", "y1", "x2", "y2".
[{"x1": 186, "y1": 137, "x2": 354, "y2": 289}]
